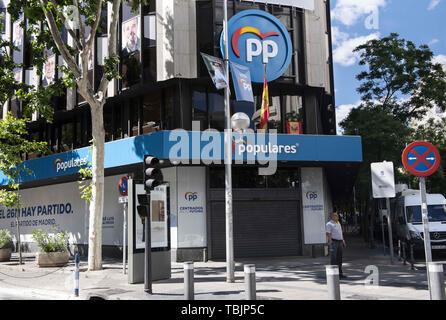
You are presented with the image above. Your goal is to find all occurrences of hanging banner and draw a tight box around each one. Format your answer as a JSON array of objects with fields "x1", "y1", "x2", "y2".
[
  {"x1": 230, "y1": 62, "x2": 254, "y2": 102},
  {"x1": 242, "y1": 0, "x2": 314, "y2": 10},
  {"x1": 200, "y1": 53, "x2": 229, "y2": 90}
]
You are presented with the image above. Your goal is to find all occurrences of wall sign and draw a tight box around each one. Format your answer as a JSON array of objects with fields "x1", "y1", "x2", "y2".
[
  {"x1": 220, "y1": 10, "x2": 293, "y2": 83},
  {"x1": 301, "y1": 167, "x2": 326, "y2": 244}
]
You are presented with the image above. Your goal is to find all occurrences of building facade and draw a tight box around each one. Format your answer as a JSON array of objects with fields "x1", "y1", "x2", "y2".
[{"x1": 0, "y1": 0, "x2": 362, "y2": 261}]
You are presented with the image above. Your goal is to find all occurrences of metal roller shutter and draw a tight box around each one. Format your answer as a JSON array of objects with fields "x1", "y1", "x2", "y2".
[{"x1": 210, "y1": 189, "x2": 301, "y2": 259}]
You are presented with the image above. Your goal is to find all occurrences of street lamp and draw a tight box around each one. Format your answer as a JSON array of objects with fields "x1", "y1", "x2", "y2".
[{"x1": 231, "y1": 112, "x2": 251, "y2": 133}]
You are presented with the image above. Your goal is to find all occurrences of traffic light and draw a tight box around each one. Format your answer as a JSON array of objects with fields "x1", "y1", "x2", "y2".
[{"x1": 143, "y1": 155, "x2": 163, "y2": 192}]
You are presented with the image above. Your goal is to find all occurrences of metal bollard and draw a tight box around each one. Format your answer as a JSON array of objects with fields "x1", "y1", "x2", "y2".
[
  {"x1": 428, "y1": 263, "x2": 445, "y2": 300},
  {"x1": 74, "y1": 253, "x2": 80, "y2": 297},
  {"x1": 184, "y1": 262, "x2": 194, "y2": 300},
  {"x1": 326, "y1": 265, "x2": 341, "y2": 300},
  {"x1": 244, "y1": 264, "x2": 256, "y2": 300}
]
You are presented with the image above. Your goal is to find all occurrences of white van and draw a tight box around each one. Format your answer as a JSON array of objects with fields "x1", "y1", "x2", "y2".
[{"x1": 392, "y1": 189, "x2": 446, "y2": 253}]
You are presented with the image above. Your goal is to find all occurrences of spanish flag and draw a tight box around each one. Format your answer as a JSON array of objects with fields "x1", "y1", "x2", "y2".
[{"x1": 259, "y1": 74, "x2": 269, "y2": 130}]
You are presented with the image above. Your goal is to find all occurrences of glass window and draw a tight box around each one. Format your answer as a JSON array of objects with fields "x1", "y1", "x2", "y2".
[
  {"x1": 142, "y1": 2, "x2": 156, "y2": 81},
  {"x1": 104, "y1": 104, "x2": 113, "y2": 142},
  {"x1": 406, "y1": 205, "x2": 446, "y2": 223},
  {"x1": 163, "y1": 88, "x2": 175, "y2": 130},
  {"x1": 142, "y1": 91, "x2": 161, "y2": 134},
  {"x1": 114, "y1": 104, "x2": 123, "y2": 139},
  {"x1": 209, "y1": 93, "x2": 225, "y2": 131},
  {"x1": 61, "y1": 122, "x2": 74, "y2": 151},
  {"x1": 196, "y1": 1, "x2": 213, "y2": 77},
  {"x1": 210, "y1": 167, "x2": 298, "y2": 189},
  {"x1": 0, "y1": 7, "x2": 5, "y2": 34},
  {"x1": 192, "y1": 89, "x2": 208, "y2": 129}
]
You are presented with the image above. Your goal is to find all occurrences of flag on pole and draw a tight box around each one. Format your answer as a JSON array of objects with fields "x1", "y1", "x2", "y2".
[
  {"x1": 230, "y1": 62, "x2": 254, "y2": 103},
  {"x1": 200, "y1": 52, "x2": 229, "y2": 90},
  {"x1": 259, "y1": 71, "x2": 269, "y2": 130}
]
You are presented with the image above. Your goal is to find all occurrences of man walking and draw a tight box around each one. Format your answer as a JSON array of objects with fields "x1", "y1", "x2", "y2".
[{"x1": 326, "y1": 211, "x2": 347, "y2": 279}]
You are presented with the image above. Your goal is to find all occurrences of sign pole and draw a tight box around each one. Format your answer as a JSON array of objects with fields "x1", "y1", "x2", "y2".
[
  {"x1": 223, "y1": 0, "x2": 235, "y2": 283},
  {"x1": 123, "y1": 202, "x2": 127, "y2": 274},
  {"x1": 379, "y1": 200, "x2": 386, "y2": 256},
  {"x1": 385, "y1": 197, "x2": 394, "y2": 264},
  {"x1": 419, "y1": 176, "x2": 433, "y2": 298}
]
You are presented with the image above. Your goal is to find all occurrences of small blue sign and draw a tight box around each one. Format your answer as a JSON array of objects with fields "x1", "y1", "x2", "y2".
[
  {"x1": 118, "y1": 177, "x2": 128, "y2": 196},
  {"x1": 220, "y1": 10, "x2": 293, "y2": 83}
]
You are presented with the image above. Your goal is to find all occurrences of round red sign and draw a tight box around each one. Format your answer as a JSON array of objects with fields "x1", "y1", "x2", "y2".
[{"x1": 402, "y1": 141, "x2": 441, "y2": 177}]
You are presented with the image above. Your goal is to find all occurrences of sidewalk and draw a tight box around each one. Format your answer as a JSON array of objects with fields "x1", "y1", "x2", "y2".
[{"x1": 0, "y1": 234, "x2": 442, "y2": 300}]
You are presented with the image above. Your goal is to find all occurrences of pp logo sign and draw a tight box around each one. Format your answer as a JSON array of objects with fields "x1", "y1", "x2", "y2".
[
  {"x1": 185, "y1": 192, "x2": 198, "y2": 202},
  {"x1": 221, "y1": 10, "x2": 292, "y2": 83},
  {"x1": 306, "y1": 191, "x2": 318, "y2": 200}
]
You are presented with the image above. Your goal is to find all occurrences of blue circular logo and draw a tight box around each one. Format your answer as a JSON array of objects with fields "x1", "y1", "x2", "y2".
[{"x1": 220, "y1": 10, "x2": 293, "y2": 83}]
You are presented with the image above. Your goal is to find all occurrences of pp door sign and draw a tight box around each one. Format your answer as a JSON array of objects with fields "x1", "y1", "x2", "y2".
[{"x1": 402, "y1": 141, "x2": 441, "y2": 177}]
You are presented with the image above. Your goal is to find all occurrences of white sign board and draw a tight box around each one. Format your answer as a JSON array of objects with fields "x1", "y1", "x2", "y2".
[
  {"x1": 301, "y1": 167, "x2": 326, "y2": 244},
  {"x1": 371, "y1": 162, "x2": 396, "y2": 198},
  {"x1": 177, "y1": 167, "x2": 207, "y2": 248},
  {"x1": 242, "y1": 0, "x2": 314, "y2": 10}
]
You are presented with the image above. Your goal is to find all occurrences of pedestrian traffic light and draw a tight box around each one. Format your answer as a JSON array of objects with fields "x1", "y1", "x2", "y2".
[{"x1": 143, "y1": 155, "x2": 163, "y2": 192}]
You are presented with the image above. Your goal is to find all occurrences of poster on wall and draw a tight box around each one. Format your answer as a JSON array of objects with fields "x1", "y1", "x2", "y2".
[
  {"x1": 301, "y1": 167, "x2": 326, "y2": 244},
  {"x1": 122, "y1": 16, "x2": 141, "y2": 56},
  {"x1": 177, "y1": 167, "x2": 207, "y2": 248},
  {"x1": 0, "y1": 175, "x2": 125, "y2": 245},
  {"x1": 134, "y1": 184, "x2": 169, "y2": 250}
]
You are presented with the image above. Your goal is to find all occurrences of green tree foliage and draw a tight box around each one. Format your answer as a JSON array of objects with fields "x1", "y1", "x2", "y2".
[
  {"x1": 354, "y1": 33, "x2": 446, "y2": 122},
  {"x1": 410, "y1": 118, "x2": 446, "y2": 193},
  {"x1": 341, "y1": 33, "x2": 446, "y2": 244},
  {"x1": 0, "y1": 113, "x2": 48, "y2": 263}
]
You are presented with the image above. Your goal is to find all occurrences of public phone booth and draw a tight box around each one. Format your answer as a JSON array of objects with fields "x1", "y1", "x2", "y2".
[{"x1": 127, "y1": 179, "x2": 171, "y2": 283}]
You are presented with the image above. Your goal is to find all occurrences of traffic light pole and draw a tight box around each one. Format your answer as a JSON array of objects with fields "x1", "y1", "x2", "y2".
[
  {"x1": 144, "y1": 203, "x2": 152, "y2": 294},
  {"x1": 223, "y1": 0, "x2": 234, "y2": 283}
]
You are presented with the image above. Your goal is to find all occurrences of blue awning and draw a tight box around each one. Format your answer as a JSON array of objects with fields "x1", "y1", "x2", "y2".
[{"x1": 1, "y1": 131, "x2": 362, "y2": 185}]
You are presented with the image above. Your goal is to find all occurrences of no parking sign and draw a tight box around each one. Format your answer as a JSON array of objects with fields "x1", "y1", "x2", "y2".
[
  {"x1": 402, "y1": 141, "x2": 441, "y2": 177},
  {"x1": 118, "y1": 176, "x2": 129, "y2": 196}
]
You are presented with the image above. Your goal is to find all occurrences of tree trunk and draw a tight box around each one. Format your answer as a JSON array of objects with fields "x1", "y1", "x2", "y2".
[{"x1": 88, "y1": 103, "x2": 105, "y2": 271}]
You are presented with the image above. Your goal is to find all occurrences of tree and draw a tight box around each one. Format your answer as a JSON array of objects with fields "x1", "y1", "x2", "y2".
[
  {"x1": 0, "y1": 113, "x2": 48, "y2": 264},
  {"x1": 6, "y1": 0, "x2": 144, "y2": 270},
  {"x1": 410, "y1": 118, "x2": 446, "y2": 194},
  {"x1": 340, "y1": 106, "x2": 412, "y2": 244},
  {"x1": 0, "y1": 13, "x2": 53, "y2": 264},
  {"x1": 354, "y1": 33, "x2": 446, "y2": 122},
  {"x1": 341, "y1": 34, "x2": 446, "y2": 245}
]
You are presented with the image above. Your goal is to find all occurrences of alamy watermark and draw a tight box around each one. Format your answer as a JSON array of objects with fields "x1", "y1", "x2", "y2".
[{"x1": 167, "y1": 121, "x2": 298, "y2": 176}]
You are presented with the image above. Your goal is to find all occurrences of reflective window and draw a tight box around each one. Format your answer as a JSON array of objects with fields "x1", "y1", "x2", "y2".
[{"x1": 406, "y1": 205, "x2": 446, "y2": 223}]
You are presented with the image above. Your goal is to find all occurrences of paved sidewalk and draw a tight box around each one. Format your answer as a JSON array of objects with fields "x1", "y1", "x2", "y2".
[{"x1": 0, "y1": 235, "x2": 443, "y2": 300}]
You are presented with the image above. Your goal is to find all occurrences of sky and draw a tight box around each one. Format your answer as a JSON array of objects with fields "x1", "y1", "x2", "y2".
[{"x1": 331, "y1": 0, "x2": 446, "y2": 134}]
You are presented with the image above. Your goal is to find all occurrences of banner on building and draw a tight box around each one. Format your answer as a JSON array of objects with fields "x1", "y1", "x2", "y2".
[
  {"x1": 242, "y1": 0, "x2": 314, "y2": 10},
  {"x1": 230, "y1": 62, "x2": 254, "y2": 103},
  {"x1": 201, "y1": 53, "x2": 229, "y2": 90}
]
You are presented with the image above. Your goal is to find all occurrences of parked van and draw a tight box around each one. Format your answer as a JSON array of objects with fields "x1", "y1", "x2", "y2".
[{"x1": 391, "y1": 189, "x2": 446, "y2": 253}]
